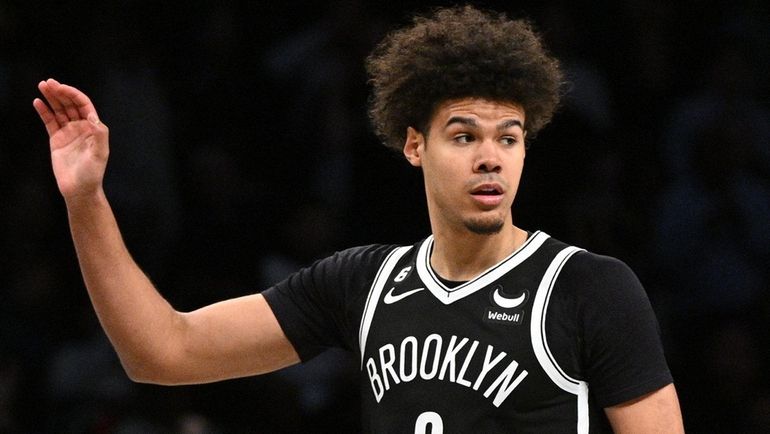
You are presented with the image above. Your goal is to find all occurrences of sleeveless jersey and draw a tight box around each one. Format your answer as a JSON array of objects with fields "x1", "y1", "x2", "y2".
[
  {"x1": 263, "y1": 231, "x2": 672, "y2": 433},
  {"x1": 358, "y1": 231, "x2": 605, "y2": 433}
]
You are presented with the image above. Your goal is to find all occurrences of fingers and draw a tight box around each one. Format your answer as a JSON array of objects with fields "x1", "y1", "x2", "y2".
[
  {"x1": 33, "y1": 96, "x2": 61, "y2": 136},
  {"x1": 35, "y1": 78, "x2": 105, "y2": 140},
  {"x1": 37, "y1": 79, "x2": 71, "y2": 126},
  {"x1": 36, "y1": 78, "x2": 101, "y2": 123},
  {"x1": 58, "y1": 83, "x2": 98, "y2": 120},
  {"x1": 48, "y1": 78, "x2": 80, "y2": 120}
]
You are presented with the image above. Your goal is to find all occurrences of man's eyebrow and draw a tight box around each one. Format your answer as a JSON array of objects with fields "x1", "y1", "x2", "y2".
[
  {"x1": 445, "y1": 116, "x2": 478, "y2": 128},
  {"x1": 444, "y1": 116, "x2": 523, "y2": 131},
  {"x1": 498, "y1": 119, "x2": 524, "y2": 131}
]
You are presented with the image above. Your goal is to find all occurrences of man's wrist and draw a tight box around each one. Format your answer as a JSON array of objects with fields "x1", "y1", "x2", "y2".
[{"x1": 64, "y1": 187, "x2": 108, "y2": 211}]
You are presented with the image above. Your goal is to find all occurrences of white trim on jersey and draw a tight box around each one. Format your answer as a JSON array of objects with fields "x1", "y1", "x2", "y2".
[
  {"x1": 415, "y1": 231, "x2": 550, "y2": 305},
  {"x1": 530, "y1": 246, "x2": 588, "y2": 434},
  {"x1": 358, "y1": 245, "x2": 413, "y2": 368}
]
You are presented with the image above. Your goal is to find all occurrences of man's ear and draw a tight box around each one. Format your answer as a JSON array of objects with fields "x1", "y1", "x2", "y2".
[{"x1": 403, "y1": 126, "x2": 424, "y2": 167}]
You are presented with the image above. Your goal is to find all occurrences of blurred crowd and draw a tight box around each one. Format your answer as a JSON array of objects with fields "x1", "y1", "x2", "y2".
[{"x1": 1, "y1": 1, "x2": 769, "y2": 432}]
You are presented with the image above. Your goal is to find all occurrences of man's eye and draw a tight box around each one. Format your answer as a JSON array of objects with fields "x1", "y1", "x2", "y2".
[
  {"x1": 501, "y1": 136, "x2": 517, "y2": 146},
  {"x1": 454, "y1": 134, "x2": 474, "y2": 143}
]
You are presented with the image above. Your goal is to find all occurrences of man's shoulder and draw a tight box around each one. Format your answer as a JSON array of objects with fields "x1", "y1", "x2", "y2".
[
  {"x1": 538, "y1": 233, "x2": 629, "y2": 272},
  {"x1": 538, "y1": 234, "x2": 640, "y2": 295},
  {"x1": 307, "y1": 241, "x2": 421, "y2": 278},
  {"x1": 566, "y1": 250, "x2": 633, "y2": 278},
  {"x1": 327, "y1": 241, "x2": 419, "y2": 265}
]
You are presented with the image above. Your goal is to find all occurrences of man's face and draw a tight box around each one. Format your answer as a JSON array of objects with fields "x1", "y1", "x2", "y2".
[{"x1": 404, "y1": 98, "x2": 526, "y2": 236}]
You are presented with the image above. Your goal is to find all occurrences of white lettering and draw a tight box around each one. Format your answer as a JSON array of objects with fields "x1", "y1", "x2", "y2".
[
  {"x1": 438, "y1": 335, "x2": 468, "y2": 381},
  {"x1": 473, "y1": 345, "x2": 507, "y2": 391},
  {"x1": 400, "y1": 336, "x2": 419, "y2": 382},
  {"x1": 486, "y1": 311, "x2": 522, "y2": 322},
  {"x1": 366, "y1": 334, "x2": 528, "y2": 407},
  {"x1": 456, "y1": 340, "x2": 479, "y2": 387},
  {"x1": 484, "y1": 360, "x2": 529, "y2": 407},
  {"x1": 379, "y1": 344, "x2": 400, "y2": 390},
  {"x1": 366, "y1": 358, "x2": 384, "y2": 402},
  {"x1": 420, "y1": 334, "x2": 442, "y2": 380}
]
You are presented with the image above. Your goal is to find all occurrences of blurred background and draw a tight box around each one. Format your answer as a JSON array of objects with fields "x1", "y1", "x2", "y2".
[{"x1": 1, "y1": 0, "x2": 769, "y2": 432}]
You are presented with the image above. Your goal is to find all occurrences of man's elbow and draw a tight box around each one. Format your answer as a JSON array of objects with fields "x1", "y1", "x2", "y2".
[{"x1": 119, "y1": 353, "x2": 187, "y2": 385}]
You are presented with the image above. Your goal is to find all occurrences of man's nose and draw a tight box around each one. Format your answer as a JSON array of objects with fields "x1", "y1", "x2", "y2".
[{"x1": 473, "y1": 140, "x2": 502, "y2": 173}]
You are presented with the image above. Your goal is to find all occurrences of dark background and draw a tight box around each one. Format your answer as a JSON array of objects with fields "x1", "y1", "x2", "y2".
[{"x1": 1, "y1": 0, "x2": 769, "y2": 432}]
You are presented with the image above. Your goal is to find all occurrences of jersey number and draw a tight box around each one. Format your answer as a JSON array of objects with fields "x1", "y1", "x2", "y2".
[
  {"x1": 394, "y1": 266, "x2": 412, "y2": 282},
  {"x1": 414, "y1": 411, "x2": 443, "y2": 434}
]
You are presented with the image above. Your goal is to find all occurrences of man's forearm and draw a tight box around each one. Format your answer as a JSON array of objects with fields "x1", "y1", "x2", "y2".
[{"x1": 66, "y1": 189, "x2": 183, "y2": 381}]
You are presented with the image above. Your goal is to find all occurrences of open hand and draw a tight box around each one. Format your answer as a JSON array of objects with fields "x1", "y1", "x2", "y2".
[{"x1": 33, "y1": 79, "x2": 109, "y2": 200}]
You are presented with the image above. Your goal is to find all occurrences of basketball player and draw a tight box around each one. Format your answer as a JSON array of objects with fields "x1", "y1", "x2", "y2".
[{"x1": 33, "y1": 5, "x2": 683, "y2": 433}]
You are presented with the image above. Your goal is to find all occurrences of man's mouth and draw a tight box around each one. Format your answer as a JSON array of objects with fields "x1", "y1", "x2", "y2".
[{"x1": 471, "y1": 184, "x2": 503, "y2": 196}]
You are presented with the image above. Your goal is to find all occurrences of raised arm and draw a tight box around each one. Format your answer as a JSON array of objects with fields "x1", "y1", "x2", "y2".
[{"x1": 33, "y1": 79, "x2": 300, "y2": 384}]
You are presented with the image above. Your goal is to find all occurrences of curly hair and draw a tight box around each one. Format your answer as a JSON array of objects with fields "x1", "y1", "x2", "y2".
[{"x1": 366, "y1": 5, "x2": 564, "y2": 152}]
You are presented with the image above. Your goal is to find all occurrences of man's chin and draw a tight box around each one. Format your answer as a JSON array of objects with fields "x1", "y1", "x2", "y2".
[{"x1": 464, "y1": 217, "x2": 505, "y2": 235}]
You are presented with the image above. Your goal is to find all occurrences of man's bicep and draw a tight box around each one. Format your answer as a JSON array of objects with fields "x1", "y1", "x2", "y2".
[
  {"x1": 605, "y1": 383, "x2": 684, "y2": 434},
  {"x1": 175, "y1": 293, "x2": 301, "y2": 384}
]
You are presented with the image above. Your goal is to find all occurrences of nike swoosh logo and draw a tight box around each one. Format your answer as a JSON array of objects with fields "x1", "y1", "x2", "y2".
[
  {"x1": 493, "y1": 288, "x2": 527, "y2": 308},
  {"x1": 383, "y1": 287, "x2": 425, "y2": 304}
]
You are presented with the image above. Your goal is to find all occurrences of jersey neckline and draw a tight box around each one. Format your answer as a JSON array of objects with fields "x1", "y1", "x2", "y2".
[{"x1": 415, "y1": 231, "x2": 550, "y2": 305}]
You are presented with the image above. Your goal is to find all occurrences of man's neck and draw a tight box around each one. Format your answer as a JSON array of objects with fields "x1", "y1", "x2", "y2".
[{"x1": 429, "y1": 225, "x2": 528, "y2": 282}]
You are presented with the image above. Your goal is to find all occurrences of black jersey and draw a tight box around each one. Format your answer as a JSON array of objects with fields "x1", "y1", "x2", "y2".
[{"x1": 263, "y1": 232, "x2": 673, "y2": 433}]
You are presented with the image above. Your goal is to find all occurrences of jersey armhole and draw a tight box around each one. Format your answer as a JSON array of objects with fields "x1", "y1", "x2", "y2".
[{"x1": 530, "y1": 246, "x2": 590, "y2": 434}]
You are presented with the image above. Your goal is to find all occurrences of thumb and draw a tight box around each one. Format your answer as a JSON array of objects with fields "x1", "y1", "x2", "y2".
[{"x1": 88, "y1": 112, "x2": 109, "y2": 140}]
